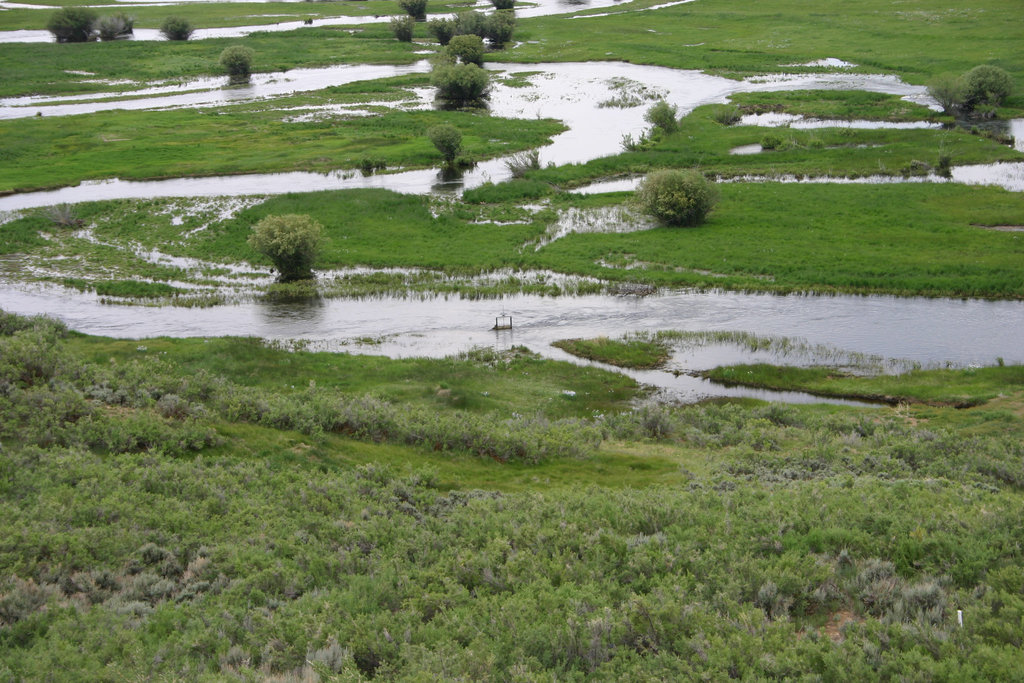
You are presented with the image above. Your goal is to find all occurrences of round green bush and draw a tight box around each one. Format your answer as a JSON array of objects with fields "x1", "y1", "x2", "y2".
[
  {"x1": 248, "y1": 214, "x2": 324, "y2": 282},
  {"x1": 220, "y1": 46, "x2": 255, "y2": 80},
  {"x1": 427, "y1": 124, "x2": 462, "y2": 164},
  {"x1": 427, "y1": 17, "x2": 456, "y2": 45},
  {"x1": 47, "y1": 7, "x2": 98, "y2": 43},
  {"x1": 431, "y1": 63, "x2": 489, "y2": 104},
  {"x1": 446, "y1": 34, "x2": 484, "y2": 66},
  {"x1": 962, "y1": 65, "x2": 1013, "y2": 109},
  {"x1": 398, "y1": 0, "x2": 428, "y2": 21},
  {"x1": 160, "y1": 16, "x2": 194, "y2": 41},
  {"x1": 635, "y1": 169, "x2": 718, "y2": 227}
]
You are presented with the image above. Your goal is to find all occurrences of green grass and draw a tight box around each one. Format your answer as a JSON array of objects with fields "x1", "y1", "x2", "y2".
[
  {"x1": 705, "y1": 362, "x2": 1024, "y2": 409},
  {"x1": 552, "y1": 336, "x2": 671, "y2": 369},
  {"x1": 0, "y1": 101, "x2": 565, "y2": 193},
  {"x1": 513, "y1": 0, "x2": 1024, "y2": 94}
]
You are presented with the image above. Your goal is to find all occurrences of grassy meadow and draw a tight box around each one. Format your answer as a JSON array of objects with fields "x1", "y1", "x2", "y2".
[{"x1": 2, "y1": 0, "x2": 1024, "y2": 678}]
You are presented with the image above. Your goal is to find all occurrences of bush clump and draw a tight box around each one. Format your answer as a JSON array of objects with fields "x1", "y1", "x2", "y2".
[
  {"x1": 431, "y1": 63, "x2": 489, "y2": 105},
  {"x1": 390, "y1": 15, "x2": 415, "y2": 42},
  {"x1": 644, "y1": 100, "x2": 679, "y2": 135},
  {"x1": 47, "y1": 7, "x2": 98, "y2": 43},
  {"x1": 427, "y1": 124, "x2": 462, "y2": 165},
  {"x1": 160, "y1": 16, "x2": 194, "y2": 41},
  {"x1": 427, "y1": 17, "x2": 456, "y2": 45},
  {"x1": 446, "y1": 34, "x2": 484, "y2": 66},
  {"x1": 95, "y1": 13, "x2": 134, "y2": 41},
  {"x1": 248, "y1": 214, "x2": 324, "y2": 282},
  {"x1": 962, "y1": 65, "x2": 1013, "y2": 109},
  {"x1": 635, "y1": 169, "x2": 718, "y2": 227},
  {"x1": 219, "y1": 45, "x2": 255, "y2": 81},
  {"x1": 398, "y1": 0, "x2": 428, "y2": 21}
]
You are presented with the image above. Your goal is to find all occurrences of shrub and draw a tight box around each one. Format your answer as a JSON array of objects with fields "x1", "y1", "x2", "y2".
[
  {"x1": 491, "y1": 0, "x2": 515, "y2": 8},
  {"x1": 635, "y1": 169, "x2": 717, "y2": 227},
  {"x1": 390, "y1": 16, "x2": 415, "y2": 42},
  {"x1": 47, "y1": 7, "x2": 98, "y2": 43},
  {"x1": 398, "y1": 0, "x2": 428, "y2": 21},
  {"x1": 95, "y1": 13, "x2": 134, "y2": 42},
  {"x1": 160, "y1": 16, "x2": 194, "y2": 41},
  {"x1": 427, "y1": 17, "x2": 456, "y2": 45},
  {"x1": 446, "y1": 34, "x2": 484, "y2": 66},
  {"x1": 484, "y1": 10, "x2": 516, "y2": 47},
  {"x1": 709, "y1": 104, "x2": 741, "y2": 125},
  {"x1": 454, "y1": 11, "x2": 487, "y2": 39},
  {"x1": 247, "y1": 214, "x2": 324, "y2": 282},
  {"x1": 427, "y1": 124, "x2": 462, "y2": 164},
  {"x1": 962, "y1": 65, "x2": 1013, "y2": 109},
  {"x1": 644, "y1": 100, "x2": 678, "y2": 135},
  {"x1": 505, "y1": 149, "x2": 540, "y2": 178},
  {"x1": 431, "y1": 63, "x2": 489, "y2": 104},
  {"x1": 760, "y1": 133, "x2": 784, "y2": 150},
  {"x1": 927, "y1": 74, "x2": 965, "y2": 115},
  {"x1": 219, "y1": 45, "x2": 255, "y2": 81}
]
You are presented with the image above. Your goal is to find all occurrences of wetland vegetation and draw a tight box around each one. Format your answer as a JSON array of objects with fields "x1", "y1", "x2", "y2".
[{"x1": 1, "y1": 0, "x2": 1023, "y2": 678}]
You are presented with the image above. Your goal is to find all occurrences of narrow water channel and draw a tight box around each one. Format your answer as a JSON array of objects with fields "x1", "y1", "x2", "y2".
[{"x1": 3, "y1": 285, "x2": 1021, "y2": 403}]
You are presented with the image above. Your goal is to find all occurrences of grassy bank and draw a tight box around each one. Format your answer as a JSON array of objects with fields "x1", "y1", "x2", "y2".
[{"x1": 3, "y1": 313, "x2": 1024, "y2": 678}]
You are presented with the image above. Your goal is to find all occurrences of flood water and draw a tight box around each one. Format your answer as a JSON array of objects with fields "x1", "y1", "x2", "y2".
[{"x1": 3, "y1": 284, "x2": 1021, "y2": 403}]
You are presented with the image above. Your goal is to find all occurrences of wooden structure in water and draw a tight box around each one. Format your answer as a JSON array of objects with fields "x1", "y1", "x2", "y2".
[{"x1": 492, "y1": 314, "x2": 513, "y2": 330}]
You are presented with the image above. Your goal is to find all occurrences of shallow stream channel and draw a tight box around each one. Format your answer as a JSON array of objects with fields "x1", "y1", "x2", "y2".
[{"x1": 2, "y1": 52, "x2": 1023, "y2": 405}]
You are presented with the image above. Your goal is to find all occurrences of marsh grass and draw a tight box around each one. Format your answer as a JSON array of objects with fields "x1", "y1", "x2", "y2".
[{"x1": 553, "y1": 336, "x2": 670, "y2": 369}]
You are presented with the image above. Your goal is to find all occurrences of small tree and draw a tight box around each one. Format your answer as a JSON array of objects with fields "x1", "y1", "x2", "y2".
[
  {"x1": 927, "y1": 74, "x2": 965, "y2": 115},
  {"x1": 446, "y1": 34, "x2": 484, "y2": 66},
  {"x1": 398, "y1": 0, "x2": 428, "y2": 21},
  {"x1": 160, "y1": 16, "x2": 194, "y2": 41},
  {"x1": 427, "y1": 18, "x2": 456, "y2": 46},
  {"x1": 454, "y1": 11, "x2": 488, "y2": 39},
  {"x1": 47, "y1": 7, "x2": 98, "y2": 43},
  {"x1": 484, "y1": 11, "x2": 515, "y2": 47},
  {"x1": 645, "y1": 100, "x2": 678, "y2": 135},
  {"x1": 431, "y1": 63, "x2": 489, "y2": 104},
  {"x1": 490, "y1": 0, "x2": 515, "y2": 9},
  {"x1": 428, "y1": 124, "x2": 462, "y2": 165},
  {"x1": 220, "y1": 45, "x2": 255, "y2": 82},
  {"x1": 635, "y1": 169, "x2": 717, "y2": 227},
  {"x1": 248, "y1": 214, "x2": 324, "y2": 282},
  {"x1": 95, "y1": 13, "x2": 134, "y2": 41},
  {"x1": 390, "y1": 15, "x2": 415, "y2": 42},
  {"x1": 962, "y1": 65, "x2": 1013, "y2": 110}
]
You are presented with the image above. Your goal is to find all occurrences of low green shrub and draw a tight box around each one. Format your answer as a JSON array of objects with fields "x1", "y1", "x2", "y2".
[
  {"x1": 46, "y1": 7, "x2": 98, "y2": 43},
  {"x1": 634, "y1": 169, "x2": 718, "y2": 227},
  {"x1": 159, "y1": 16, "x2": 194, "y2": 41},
  {"x1": 219, "y1": 45, "x2": 255, "y2": 81},
  {"x1": 390, "y1": 15, "x2": 415, "y2": 42}
]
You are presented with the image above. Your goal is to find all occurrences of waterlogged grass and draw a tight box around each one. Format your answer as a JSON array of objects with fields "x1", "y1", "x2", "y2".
[
  {"x1": 706, "y1": 363, "x2": 1024, "y2": 409},
  {"x1": 0, "y1": 25, "x2": 423, "y2": 98},
  {"x1": 531, "y1": 183, "x2": 1024, "y2": 299},
  {"x1": 0, "y1": 103, "x2": 565, "y2": 193},
  {"x1": 727, "y1": 90, "x2": 944, "y2": 122},
  {"x1": 0, "y1": 0, "x2": 478, "y2": 31},
  {"x1": 514, "y1": 0, "x2": 1024, "y2": 94},
  {"x1": 552, "y1": 335, "x2": 670, "y2": 369}
]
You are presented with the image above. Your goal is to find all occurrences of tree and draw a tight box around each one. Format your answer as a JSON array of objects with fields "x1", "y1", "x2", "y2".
[
  {"x1": 160, "y1": 16, "x2": 194, "y2": 41},
  {"x1": 248, "y1": 214, "x2": 324, "y2": 282},
  {"x1": 446, "y1": 34, "x2": 484, "y2": 66},
  {"x1": 220, "y1": 46, "x2": 255, "y2": 82},
  {"x1": 47, "y1": 7, "x2": 98, "y2": 43},
  {"x1": 390, "y1": 16, "x2": 415, "y2": 42},
  {"x1": 490, "y1": 0, "x2": 515, "y2": 9},
  {"x1": 962, "y1": 65, "x2": 1013, "y2": 109},
  {"x1": 645, "y1": 100, "x2": 679, "y2": 135},
  {"x1": 427, "y1": 124, "x2": 462, "y2": 165},
  {"x1": 398, "y1": 0, "x2": 428, "y2": 21},
  {"x1": 635, "y1": 169, "x2": 717, "y2": 227},
  {"x1": 431, "y1": 63, "x2": 489, "y2": 104}
]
